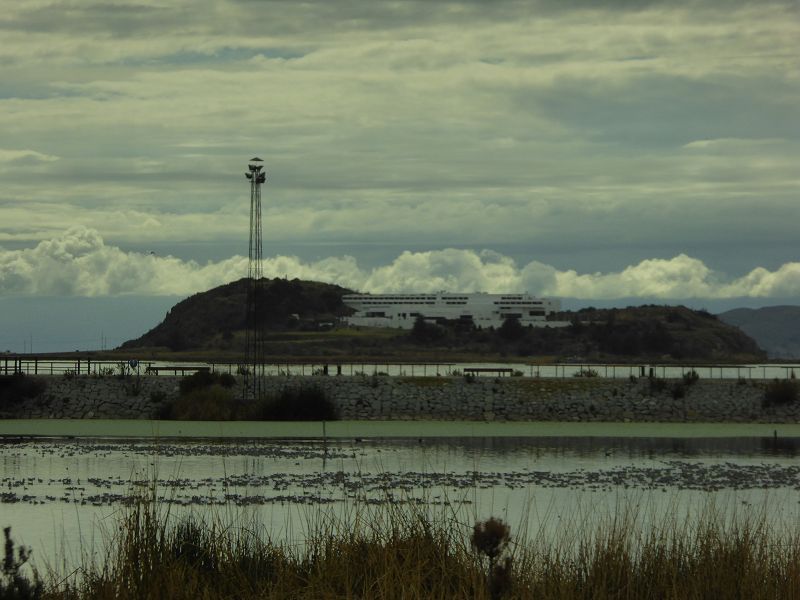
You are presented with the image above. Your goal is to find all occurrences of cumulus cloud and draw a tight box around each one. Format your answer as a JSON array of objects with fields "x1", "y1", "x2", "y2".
[
  {"x1": 2, "y1": 228, "x2": 800, "y2": 299},
  {"x1": 0, "y1": 227, "x2": 247, "y2": 296}
]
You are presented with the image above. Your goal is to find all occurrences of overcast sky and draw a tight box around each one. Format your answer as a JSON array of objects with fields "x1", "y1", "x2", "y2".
[{"x1": 1, "y1": 0, "x2": 799, "y2": 303}]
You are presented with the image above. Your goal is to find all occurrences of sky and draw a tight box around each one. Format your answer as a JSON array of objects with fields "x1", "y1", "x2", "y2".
[{"x1": 0, "y1": 0, "x2": 799, "y2": 351}]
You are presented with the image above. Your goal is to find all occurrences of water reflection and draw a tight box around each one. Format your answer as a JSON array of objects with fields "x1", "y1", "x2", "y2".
[
  {"x1": 3, "y1": 434, "x2": 800, "y2": 570},
  {"x1": 394, "y1": 435, "x2": 800, "y2": 458}
]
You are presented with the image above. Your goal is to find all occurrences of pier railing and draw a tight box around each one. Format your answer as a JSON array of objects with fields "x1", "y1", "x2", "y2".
[{"x1": 1, "y1": 357, "x2": 797, "y2": 380}]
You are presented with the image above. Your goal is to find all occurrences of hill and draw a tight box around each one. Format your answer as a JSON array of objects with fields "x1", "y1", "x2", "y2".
[
  {"x1": 121, "y1": 278, "x2": 353, "y2": 352},
  {"x1": 120, "y1": 281, "x2": 766, "y2": 363},
  {"x1": 719, "y1": 306, "x2": 800, "y2": 359},
  {"x1": 537, "y1": 305, "x2": 765, "y2": 362}
]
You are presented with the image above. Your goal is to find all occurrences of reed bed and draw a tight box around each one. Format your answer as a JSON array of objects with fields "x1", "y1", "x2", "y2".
[
  {"x1": 0, "y1": 492, "x2": 795, "y2": 599},
  {"x1": 4, "y1": 493, "x2": 790, "y2": 600}
]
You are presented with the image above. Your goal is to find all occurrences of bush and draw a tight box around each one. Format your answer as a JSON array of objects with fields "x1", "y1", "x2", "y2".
[
  {"x1": 649, "y1": 376, "x2": 667, "y2": 393},
  {"x1": 0, "y1": 373, "x2": 46, "y2": 405},
  {"x1": 149, "y1": 390, "x2": 168, "y2": 404},
  {"x1": 763, "y1": 379, "x2": 798, "y2": 408},
  {"x1": 671, "y1": 383, "x2": 686, "y2": 400},
  {"x1": 683, "y1": 370, "x2": 700, "y2": 386},
  {"x1": 574, "y1": 368, "x2": 599, "y2": 378},
  {"x1": 179, "y1": 371, "x2": 236, "y2": 396},
  {"x1": 498, "y1": 317, "x2": 526, "y2": 341},
  {"x1": 217, "y1": 373, "x2": 236, "y2": 388},
  {"x1": 410, "y1": 317, "x2": 445, "y2": 344},
  {"x1": 472, "y1": 517, "x2": 513, "y2": 600},
  {"x1": 254, "y1": 386, "x2": 338, "y2": 421},
  {"x1": 163, "y1": 385, "x2": 242, "y2": 420}
]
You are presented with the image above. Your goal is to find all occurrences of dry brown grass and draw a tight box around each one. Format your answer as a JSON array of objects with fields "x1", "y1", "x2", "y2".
[{"x1": 35, "y1": 495, "x2": 800, "y2": 600}]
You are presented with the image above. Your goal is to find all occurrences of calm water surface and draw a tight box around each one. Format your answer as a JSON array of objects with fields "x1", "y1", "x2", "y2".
[{"x1": 2, "y1": 424, "x2": 800, "y2": 571}]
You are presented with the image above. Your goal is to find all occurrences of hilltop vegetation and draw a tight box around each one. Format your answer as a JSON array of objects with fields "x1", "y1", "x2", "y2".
[
  {"x1": 407, "y1": 305, "x2": 764, "y2": 362},
  {"x1": 120, "y1": 279, "x2": 765, "y2": 363}
]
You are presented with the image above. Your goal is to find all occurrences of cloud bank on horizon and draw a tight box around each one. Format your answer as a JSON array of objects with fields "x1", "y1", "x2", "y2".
[
  {"x1": 2, "y1": 228, "x2": 798, "y2": 300},
  {"x1": 0, "y1": 0, "x2": 798, "y2": 281}
]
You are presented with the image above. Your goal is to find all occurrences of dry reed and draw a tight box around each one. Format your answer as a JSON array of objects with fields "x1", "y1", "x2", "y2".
[{"x1": 32, "y1": 493, "x2": 800, "y2": 599}]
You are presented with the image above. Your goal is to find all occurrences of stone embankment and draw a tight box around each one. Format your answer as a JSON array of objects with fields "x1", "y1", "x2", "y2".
[{"x1": 1, "y1": 374, "x2": 798, "y2": 422}]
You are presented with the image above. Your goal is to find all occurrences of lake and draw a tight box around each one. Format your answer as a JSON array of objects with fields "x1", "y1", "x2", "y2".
[{"x1": 2, "y1": 421, "x2": 800, "y2": 572}]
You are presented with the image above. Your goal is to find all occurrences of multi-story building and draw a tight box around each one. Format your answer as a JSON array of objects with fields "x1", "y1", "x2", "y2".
[{"x1": 342, "y1": 292, "x2": 565, "y2": 329}]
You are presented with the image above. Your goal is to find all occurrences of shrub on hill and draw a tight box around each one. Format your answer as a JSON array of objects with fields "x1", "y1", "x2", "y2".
[
  {"x1": 498, "y1": 317, "x2": 526, "y2": 341},
  {"x1": 410, "y1": 317, "x2": 446, "y2": 344}
]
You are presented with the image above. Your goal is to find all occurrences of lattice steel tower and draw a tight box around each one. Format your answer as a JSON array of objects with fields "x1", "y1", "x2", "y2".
[{"x1": 243, "y1": 157, "x2": 267, "y2": 400}]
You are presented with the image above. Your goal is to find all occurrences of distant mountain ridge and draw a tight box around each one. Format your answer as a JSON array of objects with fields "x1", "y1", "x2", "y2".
[{"x1": 719, "y1": 306, "x2": 800, "y2": 359}]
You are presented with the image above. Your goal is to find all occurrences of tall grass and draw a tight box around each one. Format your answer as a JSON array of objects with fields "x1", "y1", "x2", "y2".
[{"x1": 35, "y1": 494, "x2": 800, "y2": 599}]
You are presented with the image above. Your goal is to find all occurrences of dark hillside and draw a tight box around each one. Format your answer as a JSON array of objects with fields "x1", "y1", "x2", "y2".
[
  {"x1": 404, "y1": 305, "x2": 765, "y2": 362},
  {"x1": 554, "y1": 305, "x2": 764, "y2": 361},
  {"x1": 121, "y1": 278, "x2": 353, "y2": 351},
  {"x1": 719, "y1": 306, "x2": 800, "y2": 359}
]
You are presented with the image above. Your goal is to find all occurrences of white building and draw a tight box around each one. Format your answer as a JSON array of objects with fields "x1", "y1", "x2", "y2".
[{"x1": 342, "y1": 292, "x2": 565, "y2": 329}]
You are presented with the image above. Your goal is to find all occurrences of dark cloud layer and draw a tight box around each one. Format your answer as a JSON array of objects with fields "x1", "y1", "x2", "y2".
[
  {"x1": 536, "y1": 74, "x2": 800, "y2": 146},
  {"x1": 0, "y1": 0, "x2": 797, "y2": 292}
]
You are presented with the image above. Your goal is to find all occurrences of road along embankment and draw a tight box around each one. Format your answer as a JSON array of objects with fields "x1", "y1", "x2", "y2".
[{"x1": 1, "y1": 374, "x2": 798, "y2": 423}]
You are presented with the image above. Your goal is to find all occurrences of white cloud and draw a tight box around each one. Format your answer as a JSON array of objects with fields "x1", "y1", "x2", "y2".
[
  {"x1": 0, "y1": 227, "x2": 247, "y2": 296},
  {"x1": 0, "y1": 149, "x2": 59, "y2": 163},
  {"x1": 2, "y1": 228, "x2": 800, "y2": 299}
]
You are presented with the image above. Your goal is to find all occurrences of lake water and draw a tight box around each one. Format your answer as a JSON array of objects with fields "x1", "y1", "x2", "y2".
[{"x1": 3, "y1": 422, "x2": 800, "y2": 573}]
